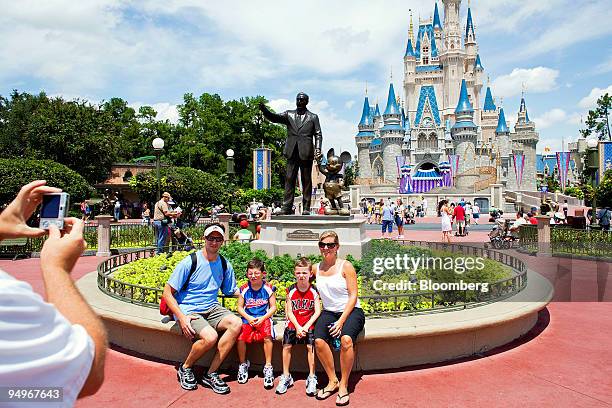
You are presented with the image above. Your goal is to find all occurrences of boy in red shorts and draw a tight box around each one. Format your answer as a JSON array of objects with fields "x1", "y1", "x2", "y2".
[
  {"x1": 275, "y1": 257, "x2": 321, "y2": 395},
  {"x1": 236, "y1": 259, "x2": 277, "y2": 389}
]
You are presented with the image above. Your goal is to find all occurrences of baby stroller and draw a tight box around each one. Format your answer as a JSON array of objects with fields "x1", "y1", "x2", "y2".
[
  {"x1": 173, "y1": 228, "x2": 194, "y2": 251},
  {"x1": 489, "y1": 208, "x2": 504, "y2": 222},
  {"x1": 404, "y1": 207, "x2": 416, "y2": 225},
  {"x1": 488, "y1": 219, "x2": 516, "y2": 249}
]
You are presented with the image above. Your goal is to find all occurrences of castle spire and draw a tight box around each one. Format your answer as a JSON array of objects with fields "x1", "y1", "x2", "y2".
[
  {"x1": 405, "y1": 10, "x2": 416, "y2": 57},
  {"x1": 465, "y1": 3, "x2": 475, "y2": 40},
  {"x1": 455, "y1": 79, "x2": 474, "y2": 113},
  {"x1": 496, "y1": 108, "x2": 510, "y2": 134},
  {"x1": 483, "y1": 86, "x2": 496, "y2": 111},
  {"x1": 358, "y1": 96, "x2": 372, "y2": 126},
  {"x1": 383, "y1": 83, "x2": 400, "y2": 116},
  {"x1": 474, "y1": 54, "x2": 484, "y2": 70},
  {"x1": 433, "y1": 1, "x2": 442, "y2": 30}
]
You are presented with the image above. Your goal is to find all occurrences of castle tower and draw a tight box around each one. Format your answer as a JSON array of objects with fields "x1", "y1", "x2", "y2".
[
  {"x1": 433, "y1": 1, "x2": 443, "y2": 47},
  {"x1": 381, "y1": 82, "x2": 404, "y2": 182},
  {"x1": 403, "y1": 11, "x2": 417, "y2": 115},
  {"x1": 440, "y1": 0, "x2": 466, "y2": 122},
  {"x1": 451, "y1": 79, "x2": 479, "y2": 188},
  {"x1": 512, "y1": 94, "x2": 539, "y2": 191},
  {"x1": 463, "y1": 3, "x2": 482, "y2": 125},
  {"x1": 355, "y1": 95, "x2": 375, "y2": 179},
  {"x1": 480, "y1": 81, "x2": 498, "y2": 146},
  {"x1": 495, "y1": 107, "x2": 511, "y2": 186}
]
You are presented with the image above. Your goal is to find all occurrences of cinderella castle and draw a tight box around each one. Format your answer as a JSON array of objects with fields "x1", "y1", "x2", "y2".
[{"x1": 355, "y1": 0, "x2": 539, "y2": 194}]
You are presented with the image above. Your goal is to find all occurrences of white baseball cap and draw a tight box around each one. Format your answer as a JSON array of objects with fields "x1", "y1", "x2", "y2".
[{"x1": 204, "y1": 225, "x2": 225, "y2": 237}]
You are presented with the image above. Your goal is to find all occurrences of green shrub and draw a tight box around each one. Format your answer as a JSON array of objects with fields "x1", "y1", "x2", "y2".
[{"x1": 0, "y1": 158, "x2": 92, "y2": 207}]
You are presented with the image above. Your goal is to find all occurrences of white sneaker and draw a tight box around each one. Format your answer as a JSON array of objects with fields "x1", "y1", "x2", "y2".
[
  {"x1": 263, "y1": 365, "x2": 274, "y2": 389},
  {"x1": 275, "y1": 374, "x2": 294, "y2": 394},
  {"x1": 305, "y1": 374, "x2": 317, "y2": 396},
  {"x1": 237, "y1": 360, "x2": 250, "y2": 384}
]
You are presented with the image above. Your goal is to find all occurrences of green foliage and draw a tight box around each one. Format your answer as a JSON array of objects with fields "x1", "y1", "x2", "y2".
[
  {"x1": 564, "y1": 186, "x2": 584, "y2": 200},
  {"x1": 580, "y1": 184, "x2": 595, "y2": 206},
  {"x1": 360, "y1": 239, "x2": 432, "y2": 278},
  {"x1": 129, "y1": 166, "x2": 225, "y2": 215},
  {"x1": 0, "y1": 158, "x2": 92, "y2": 207},
  {"x1": 0, "y1": 91, "x2": 121, "y2": 184},
  {"x1": 545, "y1": 175, "x2": 560, "y2": 192},
  {"x1": 580, "y1": 93, "x2": 611, "y2": 141},
  {"x1": 596, "y1": 169, "x2": 612, "y2": 207},
  {"x1": 234, "y1": 187, "x2": 284, "y2": 209}
]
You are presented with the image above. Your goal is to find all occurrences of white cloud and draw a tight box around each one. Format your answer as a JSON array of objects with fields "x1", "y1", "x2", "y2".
[
  {"x1": 578, "y1": 85, "x2": 612, "y2": 109},
  {"x1": 533, "y1": 108, "x2": 567, "y2": 129},
  {"x1": 345, "y1": 100, "x2": 356, "y2": 109},
  {"x1": 492, "y1": 67, "x2": 559, "y2": 98},
  {"x1": 129, "y1": 102, "x2": 179, "y2": 123}
]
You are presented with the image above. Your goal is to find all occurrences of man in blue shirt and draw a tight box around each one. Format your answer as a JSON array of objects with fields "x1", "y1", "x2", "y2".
[{"x1": 162, "y1": 223, "x2": 241, "y2": 394}]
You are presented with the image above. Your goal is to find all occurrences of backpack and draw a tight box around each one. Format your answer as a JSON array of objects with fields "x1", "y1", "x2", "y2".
[{"x1": 159, "y1": 252, "x2": 228, "y2": 317}]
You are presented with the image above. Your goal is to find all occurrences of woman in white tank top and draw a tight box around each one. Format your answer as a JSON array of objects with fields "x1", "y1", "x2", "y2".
[{"x1": 313, "y1": 230, "x2": 364, "y2": 406}]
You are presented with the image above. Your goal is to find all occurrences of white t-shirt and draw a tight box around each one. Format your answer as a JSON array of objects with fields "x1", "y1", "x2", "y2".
[{"x1": 0, "y1": 270, "x2": 95, "y2": 407}]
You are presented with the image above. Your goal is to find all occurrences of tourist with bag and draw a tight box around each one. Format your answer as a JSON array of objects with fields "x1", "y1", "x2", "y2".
[{"x1": 153, "y1": 192, "x2": 177, "y2": 254}]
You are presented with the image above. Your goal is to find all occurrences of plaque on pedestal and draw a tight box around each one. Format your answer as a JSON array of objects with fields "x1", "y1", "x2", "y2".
[{"x1": 251, "y1": 215, "x2": 370, "y2": 259}]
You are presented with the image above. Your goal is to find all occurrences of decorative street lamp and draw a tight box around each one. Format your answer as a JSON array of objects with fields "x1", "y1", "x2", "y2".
[
  {"x1": 226, "y1": 148, "x2": 235, "y2": 213},
  {"x1": 153, "y1": 137, "x2": 165, "y2": 202},
  {"x1": 586, "y1": 138, "x2": 599, "y2": 227}
]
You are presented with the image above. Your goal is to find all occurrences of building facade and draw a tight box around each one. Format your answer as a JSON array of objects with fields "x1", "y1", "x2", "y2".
[{"x1": 355, "y1": 0, "x2": 539, "y2": 193}]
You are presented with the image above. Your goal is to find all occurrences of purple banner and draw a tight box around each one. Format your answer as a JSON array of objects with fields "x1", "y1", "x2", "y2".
[
  {"x1": 512, "y1": 154, "x2": 525, "y2": 188},
  {"x1": 556, "y1": 152, "x2": 570, "y2": 189}
]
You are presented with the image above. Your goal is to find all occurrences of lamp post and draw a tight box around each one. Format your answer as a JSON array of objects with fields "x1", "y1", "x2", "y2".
[
  {"x1": 226, "y1": 148, "x2": 235, "y2": 213},
  {"x1": 152, "y1": 137, "x2": 165, "y2": 202},
  {"x1": 586, "y1": 138, "x2": 599, "y2": 227}
]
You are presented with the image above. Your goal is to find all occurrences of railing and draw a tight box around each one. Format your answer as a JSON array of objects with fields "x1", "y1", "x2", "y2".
[
  {"x1": 550, "y1": 226, "x2": 612, "y2": 258},
  {"x1": 97, "y1": 240, "x2": 528, "y2": 317},
  {"x1": 518, "y1": 224, "x2": 612, "y2": 258},
  {"x1": 518, "y1": 224, "x2": 538, "y2": 253}
]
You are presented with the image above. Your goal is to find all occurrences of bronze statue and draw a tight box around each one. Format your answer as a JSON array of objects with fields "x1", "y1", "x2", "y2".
[
  {"x1": 318, "y1": 149, "x2": 351, "y2": 216},
  {"x1": 259, "y1": 92, "x2": 322, "y2": 215}
]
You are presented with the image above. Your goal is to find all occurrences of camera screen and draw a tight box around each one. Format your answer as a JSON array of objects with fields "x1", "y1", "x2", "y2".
[{"x1": 41, "y1": 195, "x2": 61, "y2": 218}]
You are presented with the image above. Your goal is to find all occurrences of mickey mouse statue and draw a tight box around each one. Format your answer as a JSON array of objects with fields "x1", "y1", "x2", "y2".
[{"x1": 317, "y1": 148, "x2": 351, "y2": 216}]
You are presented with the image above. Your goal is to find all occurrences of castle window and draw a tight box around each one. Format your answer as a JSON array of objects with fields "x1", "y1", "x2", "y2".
[{"x1": 423, "y1": 57, "x2": 429, "y2": 64}]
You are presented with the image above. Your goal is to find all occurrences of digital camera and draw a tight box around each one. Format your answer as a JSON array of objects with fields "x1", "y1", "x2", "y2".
[{"x1": 39, "y1": 193, "x2": 70, "y2": 230}]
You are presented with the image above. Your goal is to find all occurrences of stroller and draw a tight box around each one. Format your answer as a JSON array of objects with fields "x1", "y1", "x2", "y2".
[
  {"x1": 489, "y1": 208, "x2": 504, "y2": 222},
  {"x1": 488, "y1": 219, "x2": 517, "y2": 249},
  {"x1": 404, "y1": 207, "x2": 416, "y2": 225},
  {"x1": 172, "y1": 227, "x2": 194, "y2": 251}
]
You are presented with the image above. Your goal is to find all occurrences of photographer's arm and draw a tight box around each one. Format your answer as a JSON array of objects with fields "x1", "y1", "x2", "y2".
[{"x1": 40, "y1": 220, "x2": 107, "y2": 398}]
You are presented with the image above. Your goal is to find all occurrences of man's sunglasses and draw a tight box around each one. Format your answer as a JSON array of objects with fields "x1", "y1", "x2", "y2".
[
  {"x1": 318, "y1": 242, "x2": 337, "y2": 249},
  {"x1": 206, "y1": 236, "x2": 224, "y2": 243}
]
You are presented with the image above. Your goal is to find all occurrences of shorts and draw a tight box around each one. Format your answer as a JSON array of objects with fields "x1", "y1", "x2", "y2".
[
  {"x1": 237, "y1": 319, "x2": 274, "y2": 343},
  {"x1": 283, "y1": 328, "x2": 315, "y2": 345},
  {"x1": 394, "y1": 215, "x2": 403, "y2": 227},
  {"x1": 473, "y1": 213, "x2": 480, "y2": 219},
  {"x1": 382, "y1": 220, "x2": 393, "y2": 233},
  {"x1": 313, "y1": 308, "x2": 365, "y2": 343},
  {"x1": 457, "y1": 220, "x2": 465, "y2": 227},
  {"x1": 170, "y1": 304, "x2": 233, "y2": 339}
]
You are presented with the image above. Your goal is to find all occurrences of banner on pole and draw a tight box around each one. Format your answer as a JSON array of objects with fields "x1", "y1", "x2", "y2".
[
  {"x1": 512, "y1": 154, "x2": 525, "y2": 188},
  {"x1": 555, "y1": 152, "x2": 570, "y2": 189},
  {"x1": 253, "y1": 148, "x2": 272, "y2": 190}
]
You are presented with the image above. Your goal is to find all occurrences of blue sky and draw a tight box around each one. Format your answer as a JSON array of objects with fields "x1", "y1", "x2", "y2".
[{"x1": 1, "y1": 0, "x2": 610, "y2": 156}]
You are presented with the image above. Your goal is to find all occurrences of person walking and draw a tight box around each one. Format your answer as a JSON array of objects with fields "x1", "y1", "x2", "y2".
[
  {"x1": 381, "y1": 200, "x2": 394, "y2": 238},
  {"x1": 439, "y1": 200, "x2": 453, "y2": 243}
]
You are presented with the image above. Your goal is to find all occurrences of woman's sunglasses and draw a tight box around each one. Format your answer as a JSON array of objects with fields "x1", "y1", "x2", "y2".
[{"x1": 318, "y1": 242, "x2": 337, "y2": 249}]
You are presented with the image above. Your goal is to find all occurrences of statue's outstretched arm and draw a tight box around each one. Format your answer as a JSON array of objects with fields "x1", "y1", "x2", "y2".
[{"x1": 259, "y1": 103, "x2": 288, "y2": 125}]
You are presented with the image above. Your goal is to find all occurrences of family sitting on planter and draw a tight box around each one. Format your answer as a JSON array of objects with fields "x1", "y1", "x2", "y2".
[{"x1": 162, "y1": 226, "x2": 363, "y2": 406}]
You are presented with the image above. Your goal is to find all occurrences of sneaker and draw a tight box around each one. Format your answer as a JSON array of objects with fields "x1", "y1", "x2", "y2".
[
  {"x1": 202, "y1": 372, "x2": 230, "y2": 394},
  {"x1": 237, "y1": 360, "x2": 250, "y2": 384},
  {"x1": 177, "y1": 364, "x2": 197, "y2": 390},
  {"x1": 305, "y1": 374, "x2": 317, "y2": 396},
  {"x1": 263, "y1": 365, "x2": 274, "y2": 389},
  {"x1": 275, "y1": 374, "x2": 294, "y2": 394}
]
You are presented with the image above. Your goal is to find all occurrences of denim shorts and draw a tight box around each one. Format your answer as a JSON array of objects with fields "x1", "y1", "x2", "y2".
[{"x1": 382, "y1": 219, "x2": 393, "y2": 233}]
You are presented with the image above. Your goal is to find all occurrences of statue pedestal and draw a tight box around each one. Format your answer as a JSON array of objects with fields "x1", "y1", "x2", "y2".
[{"x1": 251, "y1": 215, "x2": 371, "y2": 259}]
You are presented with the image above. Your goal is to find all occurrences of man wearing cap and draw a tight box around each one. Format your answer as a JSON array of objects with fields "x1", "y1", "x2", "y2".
[
  {"x1": 153, "y1": 192, "x2": 177, "y2": 254},
  {"x1": 163, "y1": 223, "x2": 241, "y2": 394}
]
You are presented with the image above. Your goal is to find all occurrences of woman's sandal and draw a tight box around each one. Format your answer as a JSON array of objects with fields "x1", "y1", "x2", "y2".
[
  {"x1": 336, "y1": 393, "x2": 350, "y2": 406},
  {"x1": 315, "y1": 381, "x2": 339, "y2": 400}
]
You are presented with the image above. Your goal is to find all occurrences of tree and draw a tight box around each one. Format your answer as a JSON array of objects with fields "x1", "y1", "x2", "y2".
[
  {"x1": 581, "y1": 93, "x2": 611, "y2": 141},
  {"x1": 595, "y1": 169, "x2": 612, "y2": 208},
  {"x1": 0, "y1": 159, "x2": 92, "y2": 209},
  {"x1": 129, "y1": 166, "x2": 225, "y2": 215}
]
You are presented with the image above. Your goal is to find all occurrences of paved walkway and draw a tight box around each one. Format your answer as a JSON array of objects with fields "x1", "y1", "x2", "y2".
[{"x1": 1, "y1": 235, "x2": 611, "y2": 407}]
